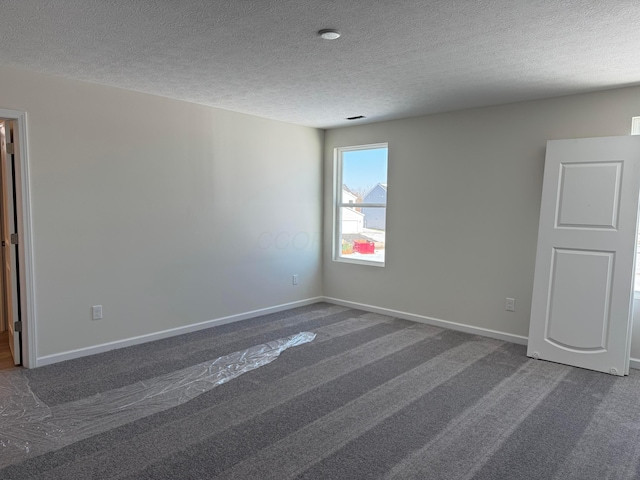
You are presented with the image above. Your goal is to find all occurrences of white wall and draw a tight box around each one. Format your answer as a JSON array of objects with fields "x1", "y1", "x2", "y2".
[
  {"x1": 0, "y1": 66, "x2": 323, "y2": 360},
  {"x1": 324, "y1": 86, "x2": 640, "y2": 350},
  {"x1": 5, "y1": 62, "x2": 640, "y2": 364}
]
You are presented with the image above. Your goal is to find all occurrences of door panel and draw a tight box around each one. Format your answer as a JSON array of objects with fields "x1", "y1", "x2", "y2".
[
  {"x1": 546, "y1": 248, "x2": 613, "y2": 351},
  {"x1": 556, "y1": 162, "x2": 621, "y2": 229},
  {"x1": 528, "y1": 136, "x2": 640, "y2": 376}
]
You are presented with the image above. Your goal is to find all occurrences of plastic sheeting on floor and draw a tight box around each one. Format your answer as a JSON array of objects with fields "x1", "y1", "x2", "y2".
[{"x1": 0, "y1": 331, "x2": 316, "y2": 468}]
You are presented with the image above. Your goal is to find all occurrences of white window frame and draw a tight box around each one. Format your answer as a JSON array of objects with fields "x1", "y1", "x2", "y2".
[
  {"x1": 333, "y1": 143, "x2": 388, "y2": 267},
  {"x1": 632, "y1": 117, "x2": 640, "y2": 298}
]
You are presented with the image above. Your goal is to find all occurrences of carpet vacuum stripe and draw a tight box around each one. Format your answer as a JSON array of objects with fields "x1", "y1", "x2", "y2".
[
  {"x1": 215, "y1": 336, "x2": 506, "y2": 480},
  {"x1": 28, "y1": 304, "x2": 360, "y2": 406},
  {"x1": 25, "y1": 303, "x2": 338, "y2": 399},
  {"x1": 3, "y1": 303, "x2": 640, "y2": 480},
  {"x1": 552, "y1": 371, "x2": 640, "y2": 480},
  {"x1": 470, "y1": 367, "x2": 616, "y2": 480},
  {"x1": 294, "y1": 342, "x2": 529, "y2": 479},
  {"x1": 28, "y1": 322, "x2": 434, "y2": 479},
  {"x1": 384, "y1": 357, "x2": 573, "y2": 480},
  {"x1": 1, "y1": 310, "x2": 433, "y2": 478},
  {"x1": 117, "y1": 329, "x2": 471, "y2": 479}
]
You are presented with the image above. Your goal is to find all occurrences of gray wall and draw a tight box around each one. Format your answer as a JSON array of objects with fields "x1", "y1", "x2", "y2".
[
  {"x1": 324, "y1": 86, "x2": 640, "y2": 355},
  {"x1": 0, "y1": 66, "x2": 323, "y2": 359},
  {"x1": 4, "y1": 63, "x2": 640, "y2": 364}
]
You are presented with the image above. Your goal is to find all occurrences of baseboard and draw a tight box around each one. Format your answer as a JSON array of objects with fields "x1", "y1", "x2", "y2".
[
  {"x1": 36, "y1": 295, "x2": 639, "y2": 371},
  {"x1": 36, "y1": 297, "x2": 324, "y2": 367},
  {"x1": 323, "y1": 296, "x2": 529, "y2": 346}
]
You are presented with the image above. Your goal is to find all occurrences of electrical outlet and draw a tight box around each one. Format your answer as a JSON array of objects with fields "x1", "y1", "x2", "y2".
[
  {"x1": 506, "y1": 298, "x2": 515, "y2": 312},
  {"x1": 292, "y1": 274, "x2": 299, "y2": 285},
  {"x1": 92, "y1": 305, "x2": 103, "y2": 320}
]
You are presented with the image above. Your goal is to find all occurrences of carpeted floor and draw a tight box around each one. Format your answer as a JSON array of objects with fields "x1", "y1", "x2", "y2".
[{"x1": 2, "y1": 302, "x2": 640, "y2": 479}]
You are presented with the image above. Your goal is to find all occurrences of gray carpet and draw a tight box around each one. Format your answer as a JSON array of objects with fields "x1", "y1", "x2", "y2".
[{"x1": 2, "y1": 302, "x2": 640, "y2": 479}]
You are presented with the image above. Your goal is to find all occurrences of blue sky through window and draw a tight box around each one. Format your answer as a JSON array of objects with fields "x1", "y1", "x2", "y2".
[{"x1": 343, "y1": 147, "x2": 388, "y2": 193}]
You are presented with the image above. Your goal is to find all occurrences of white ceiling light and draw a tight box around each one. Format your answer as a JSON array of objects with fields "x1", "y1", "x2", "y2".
[{"x1": 318, "y1": 29, "x2": 340, "y2": 40}]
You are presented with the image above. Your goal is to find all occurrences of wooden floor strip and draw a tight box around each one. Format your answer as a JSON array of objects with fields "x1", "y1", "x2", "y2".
[{"x1": 0, "y1": 330, "x2": 17, "y2": 370}]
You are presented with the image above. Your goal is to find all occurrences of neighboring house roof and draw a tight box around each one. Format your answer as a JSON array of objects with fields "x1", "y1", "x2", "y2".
[
  {"x1": 342, "y1": 188, "x2": 358, "y2": 203},
  {"x1": 342, "y1": 184, "x2": 357, "y2": 195},
  {"x1": 363, "y1": 183, "x2": 388, "y2": 199}
]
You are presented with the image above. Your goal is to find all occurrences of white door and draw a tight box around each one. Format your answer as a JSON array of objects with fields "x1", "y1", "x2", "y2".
[
  {"x1": 528, "y1": 136, "x2": 640, "y2": 376},
  {"x1": 0, "y1": 121, "x2": 20, "y2": 365}
]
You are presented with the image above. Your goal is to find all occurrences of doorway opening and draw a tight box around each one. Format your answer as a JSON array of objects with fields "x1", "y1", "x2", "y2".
[
  {"x1": 0, "y1": 119, "x2": 22, "y2": 368},
  {"x1": 0, "y1": 109, "x2": 34, "y2": 369}
]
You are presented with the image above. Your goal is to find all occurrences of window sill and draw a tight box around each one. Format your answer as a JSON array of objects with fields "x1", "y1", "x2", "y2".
[{"x1": 333, "y1": 256, "x2": 385, "y2": 267}]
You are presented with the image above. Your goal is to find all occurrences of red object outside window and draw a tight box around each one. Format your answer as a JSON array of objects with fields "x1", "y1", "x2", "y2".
[{"x1": 353, "y1": 240, "x2": 375, "y2": 254}]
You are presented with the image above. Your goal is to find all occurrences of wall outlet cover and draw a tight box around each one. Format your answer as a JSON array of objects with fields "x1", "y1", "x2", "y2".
[
  {"x1": 506, "y1": 298, "x2": 515, "y2": 312},
  {"x1": 92, "y1": 305, "x2": 103, "y2": 320}
]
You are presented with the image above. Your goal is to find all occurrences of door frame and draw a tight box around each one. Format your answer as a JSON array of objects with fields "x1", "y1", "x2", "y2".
[{"x1": 0, "y1": 109, "x2": 36, "y2": 368}]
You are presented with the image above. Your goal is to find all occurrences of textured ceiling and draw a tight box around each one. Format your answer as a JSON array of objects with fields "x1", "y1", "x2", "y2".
[{"x1": 1, "y1": 1, "x2": 640, "y2": 128}]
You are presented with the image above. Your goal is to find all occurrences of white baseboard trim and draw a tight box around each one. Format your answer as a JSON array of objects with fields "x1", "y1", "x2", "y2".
[
  {"x1": 36, "y1": 295, "x2": 640, "y2": 371},
  {"x1": 323, "y1": 296, "x2": 529, "y2": 346},
  {"x1": 36, "y1": 297, "x2": 324, "y2": 367}
]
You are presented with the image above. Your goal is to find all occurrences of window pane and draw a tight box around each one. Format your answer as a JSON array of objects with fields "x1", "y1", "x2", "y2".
[
  {"x1": 342, "y1": 148, "x2": 388, "y2": 205},
  {"x1": 339, "y1": 206, "x2": 385, "y2": 263}
]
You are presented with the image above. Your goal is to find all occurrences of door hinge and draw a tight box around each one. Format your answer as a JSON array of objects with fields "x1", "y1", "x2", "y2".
[
  {"x1": 6, "y1": 143, "x2": 14, "y2": 155},
  {"x1": 10, "y1": 233, "x2": 18, "y2": 245},
  {"x1": 14, "y1": 321, "x2": 22, "y2": 333}
]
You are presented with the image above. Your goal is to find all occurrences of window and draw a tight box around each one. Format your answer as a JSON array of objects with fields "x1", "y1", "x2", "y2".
[{"x1": 334, "y1": 143, "x2": 388, "y2": 266}]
